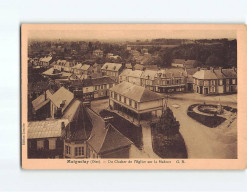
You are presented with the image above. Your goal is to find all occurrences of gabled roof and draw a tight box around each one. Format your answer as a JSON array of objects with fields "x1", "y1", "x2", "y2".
[
  {"x1": 110, "y1": 81, "x2": 162, "y2": 102},
  {"x1": 184, "y1": 60, "x2": 201, "y2": 68},
  {"x1": 141, "y1": 70, "x2": 157, "y2": 80},
  {"x1": 42, "y1": 68, "x2": 62, "y2": 76},
  {"x1": 128, "y1": 70, "x2": 143, "y2": 78},
  {"x1": 120, "y1": 69, "x2": 132, "y2": 77},
  {"x1": 86, "y1": 108, "x2": 132, "y2": 154},
  {"x1": 222, "y1": 68, "x2": 237, "y2": 78},
  {"x1": 28, "y1": 119, "x2": 69, "y2": 139},
  {"x1": 125, "y1": 63, "x2": 132, "y2": 69},
  {"x1": 49, "y1": 87, "x2": 74, "y2": 112},
  {"x1": 40, "y1": 56, "x2": 52, "y2": 62},
  {"x1": 172, "y1": 59, "x2": 186, "y2": 64},
  {"x1": 101, "y1": 63, "x2": 123, "y2": 71},
  {"x1": 156, "y1": 68, "x2": 186, "y2": 78},
  {"x1": 32, "y1": 90, "x2": 53, "y2": 111},
  {"x1": 81, "y1": 64, "x2": 91, "y2": 70}
]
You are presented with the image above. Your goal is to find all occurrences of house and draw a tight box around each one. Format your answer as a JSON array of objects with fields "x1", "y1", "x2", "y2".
[
  {"x1": 93, "y1": 49, "x2": 104, "y2": 58},
  {"x1": 71, "y1": 64, "x2": 92, "y2": 76},
  {"x1": 101, "y1": 63, "x2": 124, "y2": 82},
  {"x1": 64, "y1": 61, "x2": 76, "y2": 72},
  {"x1": 154, "y1": 68, "x2": 187, "y2": 93},
  {"x1": 27, "y1": 119, "x2": 69, "y2": 158},
  {"x1": 39, "y1": 56, "x2": 53, "y2": 68},
  {"x1": 171, "y1": 59, "x2": 186, "y2": 68},
  {"x1": 193, "y1": 67, "x2": 237, "y2": 95},
  {"x1": 63, "y1": 100, "x2": 93, "y2": 159},
  {"x1": 185, "y1": 68, "x2": 198, "y2": 91},
  {"x1": 42, "y1": 68, "x2": 62, "y2": 79},
  {"x1": 49, "y1": 87, "x2": 74, "y2": 118},
  {"x1": 86, "y1": 108, "x2": 133, "y2": 158},
  {"x1": 31, "y1": 89, "x2": 54, "y2": 120},
  {"x1": 145, "y1": 64, "x2": 159, "y2": 71},
  {"x1": 53, "y1": 60, "x2": 67, "y2": 71},
  {"x1": 119, "y1": 69, "x2": 143, "y2": 86},
  {"x1": 134, "y1": 64, "x2": 145, "y2": 71},
  {"x1": 70, "y1": 76, "x2": 116, "y2": 100},
  {"x1": 109, "y1": 81, "x2": 164, "y2": 124},
  {"x1": 184, "y1": 60, "x2": 202, "y2": 69},
  {"x1": 140, "y1": 69, "x2": 157, "y2": 91}
]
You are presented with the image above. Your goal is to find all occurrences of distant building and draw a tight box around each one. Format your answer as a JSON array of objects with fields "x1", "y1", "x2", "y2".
[
  {"x1": 39, "y1": 56, "x2": 53, "y2": 68},
  {"x1": 119, "y1": 69, "x2": 143, "y2": 86},
  {"x1": 101, "y1": 63, "x2": 124, "y2": 82},
  {"x1": 86, "y1": 108, "x2": 133, "y2": 158},
  {"x1": 109, "y1": 81, "x2": 164, "y2": 124},
  {"x1": 42, "y1": 68, "x2": 62, "y2": 79},
  {"x1": 53, "y1": 60, "x2": 67, "y2": 71},
  {"x1": 93, "y1": 49, "x2": 104, "y2": 58},
  {"x1": 193, "y1": 67, "x2": 237, "y2": 95},
  {"x1": 171, "y1": 59, "x2": 202, "y2": 69}
]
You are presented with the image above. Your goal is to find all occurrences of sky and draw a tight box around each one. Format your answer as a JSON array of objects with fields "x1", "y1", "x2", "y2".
[{"x1": 28, "y1": 25, "x2": 237, "y2": 41}]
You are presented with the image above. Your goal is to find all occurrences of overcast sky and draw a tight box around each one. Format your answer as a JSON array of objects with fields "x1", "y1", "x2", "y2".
[{"x1": 28, "y1": 25, "x2": 236, "y2": 41}]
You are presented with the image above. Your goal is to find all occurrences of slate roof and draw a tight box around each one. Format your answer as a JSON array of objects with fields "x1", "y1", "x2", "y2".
[
  {"x1": 49, "y1": 87, "x2": 74, "y2": 112},
  {"x1": 193, "y1": 69, "x2": 218, "y2": 80},
  {"x1": 141, "y1": 70, "x2": 157, "y2": 80},
  {"x1": 156, "y1": 68, "x2": 186, "y2": 78},
  {"x1": 42, "y1": 68, "x2": 62, "y2": 76},
  {"x1": 32, "y1": 90, "x2": 53, "y2": 111},
  {"x1": 63, "y1": 100, "x2": 93, "y2": 141},
  {"x1": 101, "y1": 63, "x2": 123, "y2": 71},
  {"x1": 110, "y1": 81, "x2": 162, "y2": 102},
  {"x1": 28, "y1": 119, "x2": 69, "y2": 139},
  {"x1": 193, "y1": 68, "x2": 237, "y2": 80},
  {"x1": 72, "y1": 76, "x2": 116, "y2": 87},
  {"x1": 86, "y1": 108, "x2": 132, "y2": 154}
]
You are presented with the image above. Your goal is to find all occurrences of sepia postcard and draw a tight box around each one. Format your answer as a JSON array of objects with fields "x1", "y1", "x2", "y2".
[{"x1": 21, "y1": 24, "x2": 247, "y2": 169}]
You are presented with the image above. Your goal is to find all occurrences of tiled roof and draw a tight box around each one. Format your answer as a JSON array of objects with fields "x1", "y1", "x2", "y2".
[
  {"x1": 86, "y1": 108, "x2": 132, "y2": 154},
  {"x1": 101, "y1": 63, "x2": 123, "y2": 71},
  {"x1": 193, "y1": 68, "x2": 237, "y2": 80},
  {"x1": 110, "y1": 81, "x2": 162, "y2": 102},
  {"x1": 28, "y1": 119, "x2": 69, "y2": 139},
  {"x1": 32, "y1": 90, "x2": 53, "y2": 111},
  {"x1": 49, "y1": 87, "x2": 74, "y2": 112}
]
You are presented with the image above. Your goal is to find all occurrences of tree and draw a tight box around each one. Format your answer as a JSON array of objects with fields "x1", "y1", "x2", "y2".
[{"x1": 155, "y1": 107, "x2": 180, "y2": 137}]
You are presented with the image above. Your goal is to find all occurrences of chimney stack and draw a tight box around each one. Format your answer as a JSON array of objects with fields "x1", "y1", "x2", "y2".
[
  {"x1": 210, "y1": 67, "x2": 214, "y2": 72},
  {"x1": 219, "y1": 67, "x2": 222, "y2": 72},
  {"x1": 197, "y1": 67, "x2": 200, "y2": 71}
]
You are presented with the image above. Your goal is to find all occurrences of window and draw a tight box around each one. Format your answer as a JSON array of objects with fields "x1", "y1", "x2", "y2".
[
  {"x1": 232, "y1": 79, "x2": 236, "y2": 85},
  {"x1": 48, "y1": 138, "x2": 56, "y2": 150},
  {"x1": 129, "y1": 99, "x2": 132, "y2": 106},
  {"x1": 119, "y1": 95, "x2": 122, "y2": 101},
  {"x1": 226, "y1": 79, "x2": 230, "y2": 84},
  {"x1": 37, "y1": 140, "x2": 44, "y2": 150},
  {"x1": 219, "y1": 80, "x2": 223, "y2": 85},
  {"x1": 111, "y1": 92, "x2": 113, "y2": 97},
  {"x1": 167, "y1": 80, "x2": 170, "y2": 85},
  {"x1": 135, "y1": 102, "x2": 137, "y2": 109},
  {"x1": 95, "y1": 86, "x2": 97, "y2": 90},
  {"x1": 114, "y1": 92, "x2": 117, "y2": 99},
  {"x1": 109, "y1": 84, "x2": 113, "y2": 88},
  {"x1": 124, "y1": 97, "x2": 126, "y2": 104},
  {"x1": 75, "y1": 147, "x2": 84, "y2": 156},
  {"x1": 65, "y1": 145, "x2": 71, "y2": 155}
]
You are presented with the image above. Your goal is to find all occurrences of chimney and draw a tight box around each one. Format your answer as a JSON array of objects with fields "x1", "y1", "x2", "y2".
[
  {"x1": 210, "y1": 67, "x2": 214, "y2": 72},
  {"x1": 103, "y1": 116, "x2": 114, "y2": 127},
  {"x1": 197, "y1": 67, "x2": 200, "y2": 71},
  {"x1": 219, "y1": 67, "x2": 222, "y2": 72}
]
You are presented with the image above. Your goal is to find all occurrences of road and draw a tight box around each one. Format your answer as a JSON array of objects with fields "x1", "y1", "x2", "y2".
[{"x1": 168, "y1": 97, "x2": 237, "y2": 159}]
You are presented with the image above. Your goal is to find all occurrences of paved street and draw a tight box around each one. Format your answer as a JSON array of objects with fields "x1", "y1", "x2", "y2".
[{"x1": 168, "y1": 95, "x2": 237, "y2": 159}]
